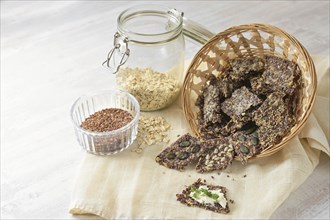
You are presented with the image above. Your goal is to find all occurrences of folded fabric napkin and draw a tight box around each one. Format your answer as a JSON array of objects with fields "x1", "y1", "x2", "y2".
[{"x1": 69, "y1": 56, "x2": 329, "y2": 219}]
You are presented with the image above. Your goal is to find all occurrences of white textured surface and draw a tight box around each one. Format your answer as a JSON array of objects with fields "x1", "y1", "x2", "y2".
[{"x1": 1, "y1": 1, "x2": 329, "y2": 219}]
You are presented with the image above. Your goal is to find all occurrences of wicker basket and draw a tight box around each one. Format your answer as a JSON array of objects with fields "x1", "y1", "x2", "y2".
[{"x1": 183, "y1": 23, "x2": 317, "y2": 159}]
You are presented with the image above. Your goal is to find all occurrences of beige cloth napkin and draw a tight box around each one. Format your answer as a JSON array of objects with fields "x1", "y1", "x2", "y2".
[{"x1": 69, "y1": 56, "x2": 329, "y2": 219}]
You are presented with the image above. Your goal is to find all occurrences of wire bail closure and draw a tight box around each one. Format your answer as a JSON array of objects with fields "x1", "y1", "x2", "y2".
[{"x1": 102, "y1": 32, "x2": 130, "y2": 74}]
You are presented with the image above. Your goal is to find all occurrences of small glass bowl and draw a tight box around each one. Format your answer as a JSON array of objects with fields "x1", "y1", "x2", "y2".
[{"x1": 70, "y1": 90, "x2": 140, "y2": 155}]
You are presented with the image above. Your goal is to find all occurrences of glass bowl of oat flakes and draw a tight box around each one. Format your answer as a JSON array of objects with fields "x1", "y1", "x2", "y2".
[{"x1": 70, "y1": 90, "x2": 140, "y2": 155}]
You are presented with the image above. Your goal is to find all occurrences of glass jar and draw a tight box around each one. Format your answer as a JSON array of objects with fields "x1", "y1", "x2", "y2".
[{"x1": 103, "y1": 5, "x2": 214, "y2": 111}]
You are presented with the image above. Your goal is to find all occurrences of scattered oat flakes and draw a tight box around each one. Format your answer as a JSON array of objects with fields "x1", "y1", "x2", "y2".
[{"x1": 131, "y1": 115, "x2": 171, "y2": 153}]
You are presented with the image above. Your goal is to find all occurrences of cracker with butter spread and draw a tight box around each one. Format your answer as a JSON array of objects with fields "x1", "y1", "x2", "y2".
[{"x1": 176, "y1": 178, "x2": 230, "y2": 214}]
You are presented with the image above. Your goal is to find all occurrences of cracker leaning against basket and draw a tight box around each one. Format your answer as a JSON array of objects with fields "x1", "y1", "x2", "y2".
[{"x1": 156, "y1": 23, "x2": 317, "y2": 171}]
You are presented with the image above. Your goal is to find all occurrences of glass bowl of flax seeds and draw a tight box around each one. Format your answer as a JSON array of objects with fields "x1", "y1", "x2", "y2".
[{"x1": 70, "y1": 90, "x2": 140, "y2": 155}]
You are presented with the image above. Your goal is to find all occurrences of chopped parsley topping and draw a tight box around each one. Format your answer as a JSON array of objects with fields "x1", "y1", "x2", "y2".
[{"x1": 190, "y1": 185, "x2": 220, "y2": 201}]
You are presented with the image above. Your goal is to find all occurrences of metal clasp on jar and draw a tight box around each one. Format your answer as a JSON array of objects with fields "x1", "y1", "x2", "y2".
[{"x1": 102, "y1": 32, "x2": 130, "y2": 74}]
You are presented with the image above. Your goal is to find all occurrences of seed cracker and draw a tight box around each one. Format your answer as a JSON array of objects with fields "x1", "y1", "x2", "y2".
[
  {"x1": 155, "y1": 133, "x2": 205, "y2": 171},
  {"x1": 253, "y1": 92, "x2": 292, "y2": 127},
  {"x1": 253, "y1": 92, "x2": 295, "y2": 148},
  {"x1": 251, "y1": 55, "x2": 301, "y2": 95},
  {"x1": 229, "y1": 132, "x2": 261, "y2": 165},
  {"x1": 221, "y1": 86, "x2": 262, "y2": 120},
  {"x1": 257, "y1": 117, "x2": 293, "y2": 149},
  {"x1": 196, "y1": 138, "x2": 234, "y2": 173},
  {"x1": 229, "y1": 57, "x2": 264, "y2": 80},
  {"x1": 203, "y1": 83, "x2": 224, "y2": 124}
]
